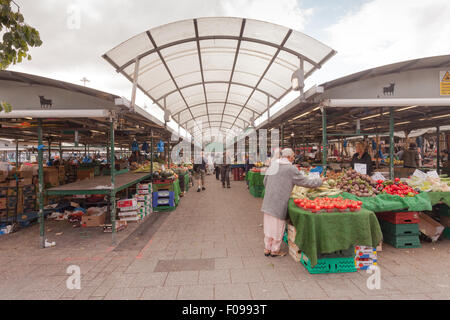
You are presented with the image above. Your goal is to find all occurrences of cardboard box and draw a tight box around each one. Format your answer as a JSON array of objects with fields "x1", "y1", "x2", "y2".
[
  {"x1": 419, "y1": 213, "x2": 445, "y2": 242},
  {"x1": 19, "y1": 178, "x2": 33, "y2": 187},
  {"x1": 288, "y1": 241, "x2": 301, "y2": 262},
  {"x1": 439, "y1": 216, "x2": 450, "y2": 228},
  {"x1": 287, "y1": 223, "x2": 297, "y2": 243},
  {"x1": 81, "y1": 211, "x2": 106, "y2": 227},
  {"x1": 18, "y1": 170, "x2": 34, "y2": 179},
  {"x1": 77, "y1": 168, "x2": 95, "y2": 181},
  {"x1": 376, "y1": 241, "x2": 383, "y2": 252},
  {"x1": 0, "y1": 198, "x2": 6, "y2": 210},
  {"x1": 117, "y1": 198, "x2": 138, "y2": 209},
  {"x1": 44, "y1": 167, "x2": 59, "y2": 186}
]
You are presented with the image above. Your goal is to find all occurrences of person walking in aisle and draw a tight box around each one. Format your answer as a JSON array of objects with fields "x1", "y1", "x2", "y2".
[
  {"x1": 261, "y1": 148, "x2": 323, "y2": 257},
  {"x1": 221, "y1": 151, "x2": 232, "y2": 188},
  {"x1": 193, "y1": 152, "x2": 207, "y2": 192}
]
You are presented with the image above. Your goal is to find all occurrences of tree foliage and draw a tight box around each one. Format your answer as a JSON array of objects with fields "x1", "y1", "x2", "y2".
[{"x1": 0, "y1": 0, "x2": 42, "y2": 70}]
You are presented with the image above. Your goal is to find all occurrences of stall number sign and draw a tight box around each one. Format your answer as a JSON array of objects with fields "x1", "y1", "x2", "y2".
[
  {"x1": 440, "y1": 71, "x2": 450, "y2": 96},
  {"x1": 354, "y1": 163, "x2": 367, "y2": 175}
]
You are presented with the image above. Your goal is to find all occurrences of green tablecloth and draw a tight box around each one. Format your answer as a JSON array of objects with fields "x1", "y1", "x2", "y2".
[
  {"x1": 184, "y1": 172, "x2": 189, "y2": 192},
  {"x1": 339, "y1": 192, "x2": 433, "y2": 213},
  {"x1": 288, "y1": 199, "x2": 382, "y2": 267},
  {"x1": 173, "y1": 178, "x2": 181, "y2": 206},
  {"x1": 426, "y1": 192, "x2": 450, "y2": 206},
  {"x1": 247, "y1": 171, "x2": 265, "y2": 198}
]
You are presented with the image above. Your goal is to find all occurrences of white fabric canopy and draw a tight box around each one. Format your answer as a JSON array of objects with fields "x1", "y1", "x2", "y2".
[{"x1": 103, "y1": 17, "x2": 335, "y2": 140}]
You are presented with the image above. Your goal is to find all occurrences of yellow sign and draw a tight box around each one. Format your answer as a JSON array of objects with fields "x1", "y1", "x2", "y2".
[{"x1": 440, "y1": 71, "x2": 450, "y2": 95}]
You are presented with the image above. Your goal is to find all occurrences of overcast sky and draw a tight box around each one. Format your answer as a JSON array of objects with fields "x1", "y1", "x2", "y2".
[{"x1": 7, "y1": 0, "x2": 450, "y2": 118}]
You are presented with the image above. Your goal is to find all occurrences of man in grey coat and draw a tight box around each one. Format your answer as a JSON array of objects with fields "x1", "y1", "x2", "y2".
[{"x1": 261, "y1": 148, "x2": 323, "y2": 257}]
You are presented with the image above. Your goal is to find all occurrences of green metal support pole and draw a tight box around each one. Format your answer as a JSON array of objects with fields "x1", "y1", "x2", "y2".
[
  {"x1": 38, "y1": 119, "x2": 45, "y2": 248},
  {"x1": 389, "y1": 107, "x2": 395, "y2": 180},
  {"x1": 168, "y1": 141, "x2": 171, "y2": 169},
  {"x1": 322, "y1": 107, "x2": 328, "y2": 176},
  {"x1": 59, "y1": 141, "x2": 63, "y2": 160},
  {"x1": 436, "y1": 126, "x2": 441, "y2": 175},
  {"x1": 150, "y1": 130, "x2": 154, "y2": 182},
  {"x1": 110, "y1": 121, "x2": 116, "y2": 245},
  {"x1": 48, "y1": 138, "x2": 51, "y2": 164},
  {"x1": 14, "y1": 139, "x2": 19, "y2": 224},
  {"x1": 281, "y1": 125, "x2": 284, "y2": 149}
]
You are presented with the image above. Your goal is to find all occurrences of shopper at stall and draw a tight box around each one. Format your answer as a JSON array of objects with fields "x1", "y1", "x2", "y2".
[
  {"x1": 293, "y1": 149, "x2": 302, "y2": 164},
  {"x1": 261, "y1": 148, "x2": 323, "y2": 257},
  {"x1": 351, "y1": 141, "x2": 373, "y2": 176},
  {"x1": 399, "y1": 143, "x2": 421, "y2": 168},
  {"x1": 193, "y1": 152, "x2": 207, "y2": 192}
]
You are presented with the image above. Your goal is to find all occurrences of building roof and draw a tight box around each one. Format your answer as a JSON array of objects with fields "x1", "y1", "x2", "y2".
[{"x1": 103, "y1": 17, "x2": 336, "y2": 141}]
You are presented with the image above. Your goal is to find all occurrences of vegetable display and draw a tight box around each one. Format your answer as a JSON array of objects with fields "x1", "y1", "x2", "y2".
[
  {"x1": 400, "y1": 176, "x2": 450, "y2": 192},
  {"x1": 376, "y1": 178, "x2": 419, "y2": 197},
  {"x1": 291, "y1": 181, "x2": 341, "y2": 199},
  {"x1": 334, "y1": 169, "x2": 378, "y2": 197},
  {"x1": 294, "y1": 197, "x2": 362, "y2": 213}
]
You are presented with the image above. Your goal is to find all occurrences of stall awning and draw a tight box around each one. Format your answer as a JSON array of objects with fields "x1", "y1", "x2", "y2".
[{"x1": 103, "y1": 17, "x2": 335, "y2": 140}]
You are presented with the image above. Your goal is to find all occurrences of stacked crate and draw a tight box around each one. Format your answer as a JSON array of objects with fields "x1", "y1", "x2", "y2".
[
  {"x1": 0, "y1": 187, "x2": 7, "y2": 219},
  {"x1": 136, "y1": 183, "x2": 152, "y2": 218},
  {"x1": 6, "y1": 187, "x2": 17, "y2": 218},
  {"x1": 354, "y1": 246, "x2": 378, "y2": 270},
  {"x1": 287, "y1": 223, "x2": 301, "y2": 262},
  {"x1": 117, "y1": 198, "x2": 140, "y2": 222},
  {"x1": 152, "y1": 182, "x2": 176, "y2": 212},
  {"x1": 22, "y1": 185, "x2": 36, "y2": 213},
  {"x1": 376, "y1": 211, "x2": 421, "y2": 249}
]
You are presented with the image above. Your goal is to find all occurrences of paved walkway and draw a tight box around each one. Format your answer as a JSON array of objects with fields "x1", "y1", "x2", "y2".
[{"x1": 0, "y1": 175, "x2": 449, "y2": 300}]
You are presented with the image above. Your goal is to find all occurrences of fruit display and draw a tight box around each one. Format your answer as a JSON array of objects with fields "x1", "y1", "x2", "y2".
[
  {"x1": 376, "y1": 178, "x2": 419, "y2": 197},
  {"x1": 291, "y1": 181, "x2": 341, "y2": 199},
  {"x1": 293, "y1": 197, "x2": 362, "y2": 213},
  {"x1": 150, "y1": 169, "x2": 178, "y2": 181},
  {"x1": 400, "y1": 176, "x2": 450, "y2": 192},
  {"x1": 334, "y1": 169, "x2": 378, "y2": 197},
  {"x1": 254, "y1": 162, "x2": 264, "y2": 168},
  {"x1": 133, "y1": 161, "x2": 162, "y2": 173},
  {"x1": 385, "y1": 158, "x2": 403, "y2": 166}
]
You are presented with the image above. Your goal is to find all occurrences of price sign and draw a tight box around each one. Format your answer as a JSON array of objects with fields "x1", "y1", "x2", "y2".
[
  {"x1": 354, "y1": 163, "x2": 367, "y2": 175},
  {"x1": 371, "y1": 172, "x2": 386, "y2": 181}
]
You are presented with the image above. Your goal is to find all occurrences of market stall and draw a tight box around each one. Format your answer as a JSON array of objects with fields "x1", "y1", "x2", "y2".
[{"x1": 288, "y1": 199, "x2": 382, "y2": 268}]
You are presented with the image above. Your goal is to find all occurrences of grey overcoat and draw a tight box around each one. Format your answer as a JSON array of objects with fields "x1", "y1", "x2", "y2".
[{"x1": 261, "y1": 162, "x2": 322, "y2": 220}]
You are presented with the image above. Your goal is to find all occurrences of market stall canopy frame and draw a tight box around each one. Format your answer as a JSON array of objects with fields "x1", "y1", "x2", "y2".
[{"x1": 103, "y1": 17, "x2": 336, "y2": 141}]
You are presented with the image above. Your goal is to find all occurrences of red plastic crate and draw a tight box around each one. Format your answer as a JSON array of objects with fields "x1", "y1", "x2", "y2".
[
  {"x1": 153, "y1": 179, "x2": 174, "y2": 184},
  {"x1": 376, "y1": 211, "x2": 420, "y2": 224}
]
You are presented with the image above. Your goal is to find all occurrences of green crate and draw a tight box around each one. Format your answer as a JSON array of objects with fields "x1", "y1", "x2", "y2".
[
  {"x1": 443, "y1": 228, "x2": 450, "y2": 239},
  {"x1": 383, "y1": 233, "x2": 421, "y2": 249},
  {"x1": 379, "y1": 220, "x2": 420, "y2": 236},
  {"x1": 153, "y1": 183, "x2": 175, "y2": 192},
  {"x1": 300, "y1": 252, "x2": 357, "y2": 274},
  {"x1": 317, "y1": 246, "x2": 355, "y2": 259},
  {"x1": 438, "y1": 204, "x2": 450, "y2": 217},
  {"x1": 153, "y1": 205, "x2": 176, "y2": 212}
]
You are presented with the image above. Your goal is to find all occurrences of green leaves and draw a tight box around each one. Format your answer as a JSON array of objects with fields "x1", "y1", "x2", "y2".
[
  {"x1": 0, "y1": 101, "x2": 12, "y2": 113},
  {"x1": 0, "y1": 0, "x2": 42, "y2": 70}
]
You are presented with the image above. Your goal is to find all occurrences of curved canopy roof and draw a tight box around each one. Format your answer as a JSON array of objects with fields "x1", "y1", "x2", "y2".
[{"x1": 103, "y1": 17, "x2": 335, "y2": 140}]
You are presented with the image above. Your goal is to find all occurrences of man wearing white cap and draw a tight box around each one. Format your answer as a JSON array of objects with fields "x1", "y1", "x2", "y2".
[{"x1": 261, "y1": 148, "x2": 323, "y2": 257}]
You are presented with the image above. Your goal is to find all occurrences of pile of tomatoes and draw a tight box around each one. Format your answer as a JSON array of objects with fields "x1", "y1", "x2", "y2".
[
  {"x1": 376, "y1": 178, "x2": 419, "y2": 197},
  {"x1": 293, "y1": 197, "x2": 362, "y2": 213}
]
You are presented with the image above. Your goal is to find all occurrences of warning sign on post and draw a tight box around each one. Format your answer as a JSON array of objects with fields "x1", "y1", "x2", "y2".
[{"x1": 440, "y1": 71, "x2": 450, "y2": 95}]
